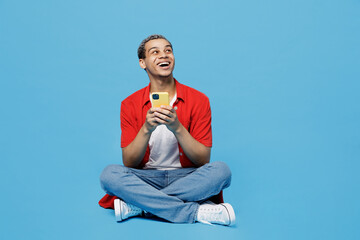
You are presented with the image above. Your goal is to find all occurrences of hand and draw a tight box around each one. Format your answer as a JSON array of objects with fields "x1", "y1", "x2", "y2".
[
  {"x1": 152, "y1": 105, "x2": 181, "y2": 133},
  {"x1": 144, "y1": 108, "x2": 161, "y2": 134}
]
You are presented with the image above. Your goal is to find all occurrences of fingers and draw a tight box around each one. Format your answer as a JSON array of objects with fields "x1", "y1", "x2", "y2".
[
  {"x1": 148, "y1": 116, "x2": 160, "y2": 124},
  {"x1": 148, "y1": 107, "x2": 170, "y2": 121},
  {"x1": 151, "y1": 106, "x2": 174, "y2": 116},
  {"x1": 145, "y1": 109, "x2": 161, "y2": 132},
  {"x1": 155, "y1": 110, "x2": 175, "y2": 123},
  {"x1": 148, "y1": 106, "x2": 177, "y2": 125},
  {"x1": 154, "y1": 112, "x2": 172, "y2": 123}
]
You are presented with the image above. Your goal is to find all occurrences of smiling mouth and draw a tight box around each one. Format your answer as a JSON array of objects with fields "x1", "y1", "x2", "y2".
[{"x1": 158, "y1": 62, "x2": 170, "y2": 67}]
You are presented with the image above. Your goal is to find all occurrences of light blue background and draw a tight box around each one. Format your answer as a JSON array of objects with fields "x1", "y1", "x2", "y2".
[{"x1": 1, "y1": 0, "x2": 359, "y2": 239}]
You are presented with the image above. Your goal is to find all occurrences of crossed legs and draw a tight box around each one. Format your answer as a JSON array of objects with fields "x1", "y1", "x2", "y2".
[{"x1": 100, "y1": 161, "x2": 231, "y2": 223}]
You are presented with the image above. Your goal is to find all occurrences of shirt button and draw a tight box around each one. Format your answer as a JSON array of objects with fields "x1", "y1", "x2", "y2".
[
  {"x1": 179, "y1": 153, "x2": 183, "y2": 156},
  {"x1": 174, "y1": 106, "x2": 178, "y2": 110}
]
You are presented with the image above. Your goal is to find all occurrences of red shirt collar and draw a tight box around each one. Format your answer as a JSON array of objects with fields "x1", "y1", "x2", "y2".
[{"x1": 142, "y1": 78, "x2": 185, "y2": 107}]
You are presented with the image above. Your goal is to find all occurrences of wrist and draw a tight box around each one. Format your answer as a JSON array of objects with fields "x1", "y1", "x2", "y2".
[
  {"x1": 142, "y1": 124, "x2": 153, "y2": 136},
  {"x1": 173, "y1": 123, "x2": 184, "y2": 136}
]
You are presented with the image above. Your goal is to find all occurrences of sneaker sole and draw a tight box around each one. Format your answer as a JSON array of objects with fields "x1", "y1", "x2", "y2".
[
  {"x1": 220, "y1": 203, "x2": 236, "y2": 226},
  {"x1": 114, "y1": 199, "x2": 122, "y2": 222}
]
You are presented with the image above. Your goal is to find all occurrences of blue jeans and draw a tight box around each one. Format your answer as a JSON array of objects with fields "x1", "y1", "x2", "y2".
[{"x1": 100, "y1": 161, "x2": 232, "y2": 223}]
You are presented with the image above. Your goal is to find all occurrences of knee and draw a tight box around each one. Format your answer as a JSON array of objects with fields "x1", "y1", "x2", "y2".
[
  {"x1": 99, "y1": 164, "x2": 125, "y2": 190},
  {"x1": 210, "y1": 161, "x2": 232, "y2": 186}
]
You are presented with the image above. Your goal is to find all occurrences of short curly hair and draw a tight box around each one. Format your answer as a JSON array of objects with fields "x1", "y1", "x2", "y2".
[{"x1": 137, "y1": 34, "x2": 173, "y2": 59}]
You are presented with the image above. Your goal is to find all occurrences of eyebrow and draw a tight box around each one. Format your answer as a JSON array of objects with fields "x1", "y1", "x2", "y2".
[{"x1": 147, "y1": 45, "x2": 172, "y2": 53}]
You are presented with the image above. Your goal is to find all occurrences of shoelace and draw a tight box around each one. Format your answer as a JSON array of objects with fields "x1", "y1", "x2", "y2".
[
  {"x1": 128, "y1": 205, "x2": 142, "y2": 215},
  {"x1": 197, "y1": 206, "x2": 225, "y2": 225}
]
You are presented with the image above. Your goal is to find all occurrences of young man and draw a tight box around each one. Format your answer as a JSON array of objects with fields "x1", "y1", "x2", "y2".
[{"x1": 99, "y1": 34, "x2": 235, "y2": 226}]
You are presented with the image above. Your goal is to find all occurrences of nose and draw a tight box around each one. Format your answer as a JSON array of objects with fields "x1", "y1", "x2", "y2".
[{"x1": 159, "y1": 50, "x2": 168, "y2": 58}]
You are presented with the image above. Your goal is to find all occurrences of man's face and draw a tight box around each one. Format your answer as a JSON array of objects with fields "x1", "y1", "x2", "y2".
[{"x1": 139, "y1": 39, "x2": 175, "y2": 78}]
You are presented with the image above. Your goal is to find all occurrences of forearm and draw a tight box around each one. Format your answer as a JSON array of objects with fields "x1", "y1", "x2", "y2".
[
  {"x1": 174, "y1": 124, "x2": 211, "y2": 167},
  {"x1": 122, "y1": 125, "x2": 152, "y2": 168}
]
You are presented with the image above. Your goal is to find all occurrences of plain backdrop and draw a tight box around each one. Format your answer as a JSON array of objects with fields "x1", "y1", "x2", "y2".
[{"x1": 0, "y1": 0, "x2": 359, "y2": 239}]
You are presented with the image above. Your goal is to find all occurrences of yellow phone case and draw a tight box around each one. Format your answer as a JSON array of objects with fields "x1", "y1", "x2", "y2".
[{"x1": 151, "y1": 92, "x2": 169, "y2": 107}]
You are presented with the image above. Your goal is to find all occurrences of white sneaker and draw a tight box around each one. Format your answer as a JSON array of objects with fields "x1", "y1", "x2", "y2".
[
  {"x1": 196, "y1": 202, "x2": 236, "y2": 226},
  {"x1": 114, "y1": 199, "x2": 143, "y2": 222}
]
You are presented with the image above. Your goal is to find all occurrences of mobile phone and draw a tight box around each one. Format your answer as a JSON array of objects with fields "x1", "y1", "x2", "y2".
[{"x1": 151, "y1": 92, "x2": 169, "y2": 108}]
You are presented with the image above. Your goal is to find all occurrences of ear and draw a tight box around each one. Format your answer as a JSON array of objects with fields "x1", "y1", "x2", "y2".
[{"x1": 139, "y1": 59, "x2": 146, "y2": 69}]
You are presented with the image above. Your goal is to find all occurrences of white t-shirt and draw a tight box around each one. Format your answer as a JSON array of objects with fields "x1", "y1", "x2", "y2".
[{"x1": 144, "y1": 94, "x2": 181, "y2": 170}]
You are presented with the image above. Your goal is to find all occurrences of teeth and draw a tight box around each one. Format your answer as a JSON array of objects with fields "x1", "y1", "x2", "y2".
[{"x1": 159, "y1": 62, "x2": 170, "y2": 66}]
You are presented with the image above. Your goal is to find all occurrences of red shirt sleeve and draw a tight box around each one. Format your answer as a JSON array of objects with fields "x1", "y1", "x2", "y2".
[
  {"x1": 189, "y1": 95, "x2": 212, "y2": 147},
  {"x1": 120, "y1": 100, "x2": 138, "y2": 148}
]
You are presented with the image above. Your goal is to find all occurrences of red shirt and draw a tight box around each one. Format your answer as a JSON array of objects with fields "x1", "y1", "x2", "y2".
[
  {"x1": 121, "y1": 79, "x2": 212, "y2": 168},
  {"x1": 99, "y1": 79, "x2": 223, "y2": 209}
]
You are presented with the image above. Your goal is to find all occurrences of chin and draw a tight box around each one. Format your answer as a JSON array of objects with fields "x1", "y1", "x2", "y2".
[
  {"x1": 159, "y1": 74, "x2": 173, "y2": 79},
  {"x1": 159, "y1": 71, "x2": 173, "y2": 77}
]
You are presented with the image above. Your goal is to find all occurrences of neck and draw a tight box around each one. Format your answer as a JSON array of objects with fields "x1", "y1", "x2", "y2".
[{"x1": 149, "y1": 75, "x2": 176, "y2": 100}]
